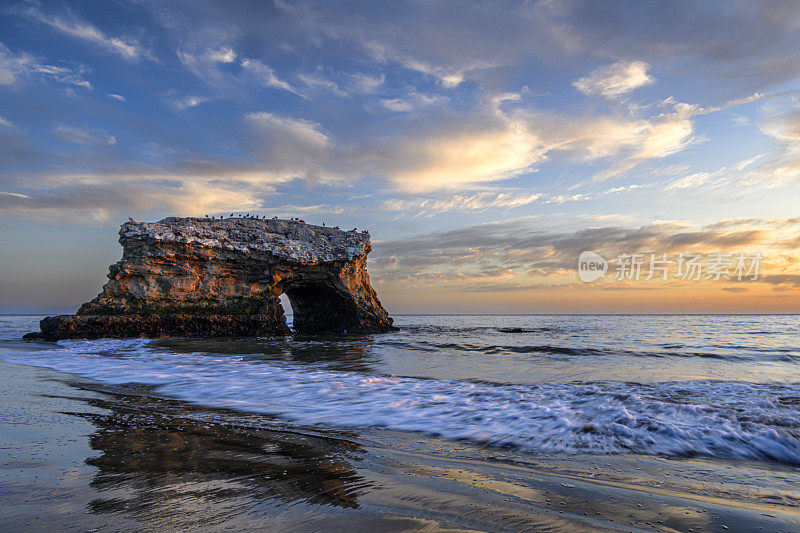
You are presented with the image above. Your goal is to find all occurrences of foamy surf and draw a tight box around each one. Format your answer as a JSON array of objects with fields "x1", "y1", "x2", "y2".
[{"x1": 3, "y1": 336, "x2": 800, "y2": 465}]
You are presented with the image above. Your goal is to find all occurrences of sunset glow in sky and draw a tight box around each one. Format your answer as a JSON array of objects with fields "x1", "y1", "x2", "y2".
[{"x1": 1, "y1": 0, "x2": 799, "y2": 313}]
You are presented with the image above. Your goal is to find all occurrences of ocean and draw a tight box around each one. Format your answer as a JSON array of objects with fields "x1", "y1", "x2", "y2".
[{"x1": 1, "y1": 314, "x2": 799, "y2": 531}]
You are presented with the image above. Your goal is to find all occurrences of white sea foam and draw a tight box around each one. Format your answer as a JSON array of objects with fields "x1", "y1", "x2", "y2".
[{"x1": 3, "y1": 337, "x2": 800, "y2": 464}]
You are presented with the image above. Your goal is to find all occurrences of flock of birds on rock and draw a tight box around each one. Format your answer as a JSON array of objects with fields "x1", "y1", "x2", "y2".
[{"x1": 195, "y1": 213, "x2": 285, "y2": 221}]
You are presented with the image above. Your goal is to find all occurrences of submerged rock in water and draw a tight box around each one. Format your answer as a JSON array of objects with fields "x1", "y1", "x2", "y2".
[{"x1": 29, "y1": 217, "x2": 394, "y2": 339}]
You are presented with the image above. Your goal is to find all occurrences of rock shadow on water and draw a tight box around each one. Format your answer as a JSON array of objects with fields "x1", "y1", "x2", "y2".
[{"x1": 64, "y1": 383, "x2": 373, "y2": 525}]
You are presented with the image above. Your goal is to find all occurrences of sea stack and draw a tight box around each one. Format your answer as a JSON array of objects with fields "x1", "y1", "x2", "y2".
[{"x1": 29, "y1": 217, "x2": 394, "y2": 339}]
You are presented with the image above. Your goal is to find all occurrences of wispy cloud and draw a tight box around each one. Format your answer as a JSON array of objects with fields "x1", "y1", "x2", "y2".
[
  {"x1": 171, "y1": 95, "x2": 209, "y2": 110},
  {"x1": 297, "y1": 72, "x2": 348, "y2": 97},
  {"x1": 106, "y1": 93, "x2": 125, "y2": 102},
  {"x1": 573, "y1": 60, "x2": 654, "y2": 98},
  {"x1": 382, "y1": 192, "x2": 543, "y2": 215},
  {"x1": 380, "y1": 91, "x2": 446, "y2": 113},
  {"x1": 244, "y1": 112, "x2": 333, "y2": 180},
  {"x1": 0, "y1": 43, "x2": 91, "y2": 88},
  {"x1": 51, "y1": 125, "x2": 116, "y2": 145},
  {"x1": 346, "y1": 72, "x2": 384, "y2": 93},
  {"x1": 22, "y1": 7, "x2": 144, "y2": 61},
  {"x1": 362, "y1": 40, "x2": 470, "y2": 88},
  {"x1": 207, "y1": 47, "x2": 237, "y2": 63},
  {"x1": 0, "y1": 191, "x2": 30, "y2": 200},
  {"x1": 240, "y1": 58, "x2": 301, "y2": 95}
]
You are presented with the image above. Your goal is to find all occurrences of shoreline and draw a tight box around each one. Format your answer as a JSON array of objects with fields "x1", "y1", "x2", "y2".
[{"x1": 2, "y1": 361, "x2": 799, "y2": 531}]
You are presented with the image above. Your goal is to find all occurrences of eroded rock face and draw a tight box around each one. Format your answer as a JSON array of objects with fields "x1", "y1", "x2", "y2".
[{"x1": 31, "y1": 217, "x2": 394, "y2": 339}]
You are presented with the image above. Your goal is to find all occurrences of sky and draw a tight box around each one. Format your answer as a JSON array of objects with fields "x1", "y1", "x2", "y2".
[{"x1": 1, "y1": 0, "x2": 799, "y2": 314}]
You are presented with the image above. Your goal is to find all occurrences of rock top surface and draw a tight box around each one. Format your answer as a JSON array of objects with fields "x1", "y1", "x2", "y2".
[{"x1": 123, "y1": 217, "x2": 371, "y2": 263}]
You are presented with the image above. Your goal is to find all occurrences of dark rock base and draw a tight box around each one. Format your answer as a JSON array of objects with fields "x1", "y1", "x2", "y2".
[{"x1": 30, "y1": 313, "x2": 291, "y2": 340}]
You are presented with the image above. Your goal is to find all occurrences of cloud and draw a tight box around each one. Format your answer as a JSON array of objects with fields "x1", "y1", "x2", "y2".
[
  {"x1": 147, "y1": 0, "x2": 800, "y2": 100},
  {"x1": 662, "y1": 156, "x2": 759, "y2": 192},
  {"x1": 0, "y1": 109, "x2": 340, "y2": 224},
  {"x1": 379, "y1": 99, "x2": 414, "y2": 112},
  {"x1": 667, "y1": 171, "x2": 714, "y2": 190},
  {"x1": 370, "y1": 110, "x2": 544, "y2": 190},
  {"x1": 270, "y1": 1, "x2": 800, "y2": 97},
  {"x1": 4, "y1": 0, "x2": 800, "y2": 232},
  {"x1": 733, "y1": 103, "x2": 800, "y2": 187},
  {"x1": 269, "y1": 0, "x2": 564, "y2": 88},
  {"x1": 382, "y1": 192, "x2": 543, "y2": 215},
  {"x1": 548, "y1": 2, "x2": 800, "y2": 92},
  {"x1": 410, "y1": 99, "x2": 694, "y2": 184},
  {"x1": 22, "y1": 7, "x2": 143, "y2": 61},
  {"x1": 106, "y1": 93, "x2": 126, "y2": 102},
  {"x1": 573, "y1": 60, "x2": 654, "y2": 98},
  {"x1": 759, "y1": 107, "x2": 800, "y2": 143},
  {"x1": 238, "y1": 95, "x2": 700, "y2": 192},
  {"x1": 177, "y1": 48, "x2": 235, "y2": 88},
  {"x1": 0, "y1": 178, "x2": 261, "y2": 223},
  {"x1": 51, "y1": 125, "x2": 116, "y2": 145},
  {"x1": 636, "y1": 104, "x2": 695, "y2": 159},
  {"x1": 380, "y1": 183, "x2": 646, "y2": 215},
  {"x1": 371, "y1": 216, "x2": 799, "y2": 290},
  {"x1": 0, "y1": 113, "x2": 14, "y2": 128},
  {"x1": 0, "y1": 43, "x2": 91, "y2": 88},
  {"x1": 361, "y1": 40, "x2": 471, "y2": 88},
  {"x1": 207, "y1": 47, "x2": 237, "y2": 63},
  {"x1": 380, "y1": 91, "x2": 447, "y2": 113},
  {"x1": 171, "y1": 95, "x2": 209, "y2": 110},
  {"x1": 240, "y1": 58, "x2": 301, "y2": 95},
  {"x1": 0, "y1": 191, "x2": 30, "y2": 200},
  {"x1": 297, "y1": 72, "x2": 348, "y2": 97},
  {"x1": 590, "y1": 102, "x2": 696, "y2": 180},
  {"x1": 761, "y1": 274, "x2": 800, "y2": 287},
  {"x1": 347, "y1": 72, "x2": 384, "y2": 94},
  {"x1": 244, "y1": 112, "x2": 333, "y2": 180}
]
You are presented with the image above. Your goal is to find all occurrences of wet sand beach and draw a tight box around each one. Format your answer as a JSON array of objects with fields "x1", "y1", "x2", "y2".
[{"x1": 2, "y1": 359, "x2": 799, "y2": 532}]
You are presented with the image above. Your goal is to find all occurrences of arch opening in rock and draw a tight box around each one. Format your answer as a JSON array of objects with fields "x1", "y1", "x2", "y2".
[
  {"x1": 278, "y1": 293, "x2": 293, "y2": 329},
  {"x1": 281, "y1": 282, "x2": 359, "y2": 334}
]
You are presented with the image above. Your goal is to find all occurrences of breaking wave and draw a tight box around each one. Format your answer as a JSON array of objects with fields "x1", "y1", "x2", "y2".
[{"x1": 3, "y1": 337, "x2": 800, "y2": 465}]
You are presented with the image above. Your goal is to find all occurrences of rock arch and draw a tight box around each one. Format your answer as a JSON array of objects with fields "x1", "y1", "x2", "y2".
[{"x1": 30, "y1": 217, "x2": 394, "y2": 339}]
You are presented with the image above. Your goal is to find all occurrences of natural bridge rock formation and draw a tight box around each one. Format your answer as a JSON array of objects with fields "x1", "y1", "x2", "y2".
[{"x1": 30, "y1": 217, "x2": 394, "y2": 339}]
